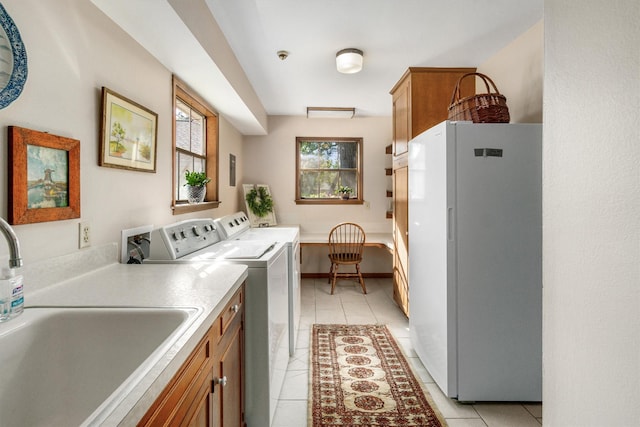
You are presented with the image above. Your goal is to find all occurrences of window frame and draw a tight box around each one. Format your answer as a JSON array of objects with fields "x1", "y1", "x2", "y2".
[
  {"x1": 172, "y1": 76, "x2": 220, "y2": 214},
  {"x1": 295, "y1": 136, "x2": 364, "y2": 205}
]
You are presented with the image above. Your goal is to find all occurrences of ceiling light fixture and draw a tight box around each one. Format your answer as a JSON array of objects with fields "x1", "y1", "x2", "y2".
[
  {"x1": 336, "y1": 48, "x2": 363, "y2": 74},
  {"x1": 307, "y1": 107, "x2": 355, "y2": 119}
]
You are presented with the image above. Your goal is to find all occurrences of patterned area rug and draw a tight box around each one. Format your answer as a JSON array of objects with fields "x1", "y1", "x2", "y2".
[{"x1": 309, "y1": 324, "x2": 446, "y2": 426}]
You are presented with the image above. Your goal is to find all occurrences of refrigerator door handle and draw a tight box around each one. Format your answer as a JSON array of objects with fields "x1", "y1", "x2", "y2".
[{"x1": 447, "y1": 207, "x2": 454, "y2": 241}]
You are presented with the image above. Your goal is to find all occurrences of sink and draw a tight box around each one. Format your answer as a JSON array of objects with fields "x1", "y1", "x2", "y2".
[{"x1": 0, "y1": 306, "x2": 201, "y2": 427}]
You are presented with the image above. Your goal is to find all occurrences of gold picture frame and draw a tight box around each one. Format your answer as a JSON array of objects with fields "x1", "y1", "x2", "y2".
[
  {"x1": 99, "y1": 87, "x2": 158, "y2": 172},
  {"x1": 8, "y1": 126, "x2": 80, "y2": 225}
]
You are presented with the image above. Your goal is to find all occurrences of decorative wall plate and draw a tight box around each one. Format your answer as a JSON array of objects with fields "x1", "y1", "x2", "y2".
[{"x1": 0, "y1": 3, "x2": 28, "y2": 109}]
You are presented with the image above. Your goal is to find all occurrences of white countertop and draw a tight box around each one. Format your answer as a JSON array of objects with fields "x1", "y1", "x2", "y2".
[{"x1": 26, "y1": 260, "x2": 248, "y2": 426}]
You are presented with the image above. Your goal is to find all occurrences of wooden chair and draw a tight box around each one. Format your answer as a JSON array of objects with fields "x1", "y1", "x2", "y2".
[{"x1": 327, "y1": 222, "x2": 367, "y2": 294}]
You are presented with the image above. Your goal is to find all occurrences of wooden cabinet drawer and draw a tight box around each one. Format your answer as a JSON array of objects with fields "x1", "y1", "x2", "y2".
[{"x1": 219, "y1": 287, "x2": 243, "y2": 337}]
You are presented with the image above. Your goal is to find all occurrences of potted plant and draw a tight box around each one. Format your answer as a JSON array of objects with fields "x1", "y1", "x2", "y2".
[
  {"x1": 184, "y1": 170, "x2": 211, "y2": 203},
  {"x1": 337, "y1": 185, "x2": 353, "y2": 200}
]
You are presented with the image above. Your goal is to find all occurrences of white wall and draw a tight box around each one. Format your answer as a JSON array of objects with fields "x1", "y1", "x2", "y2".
[
  {"x1": 218, "y1": 116, "x2": 245, "y2": 211},
  {"x1": 543, "y1": 1, "x2": 640, "y2": 425},
  {"x1": 0, "y1": 0, "x2": 243, "y2": 264},
  {"x1": 243, "y1": 115, "x2": 393, "y2": 273},
  {"x1": 478, "y1": 20, "x2": 543, "y2": 123}
]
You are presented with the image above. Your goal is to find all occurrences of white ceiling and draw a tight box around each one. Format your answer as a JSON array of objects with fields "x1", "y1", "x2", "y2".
[
  {"x1": 205, "y1": 0, "x2": 542, "y2": 117},
  {"x1": 93, "y1": 0, "x2": 543, "y2": 134}
]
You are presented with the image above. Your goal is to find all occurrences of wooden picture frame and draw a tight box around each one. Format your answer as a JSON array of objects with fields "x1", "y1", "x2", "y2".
[
  {"x1": 8, "y1": 126, "x2": 80, "y2": 224},
  {"x1": 99, "y1": 87, "x2": 158, "y2": 172}
]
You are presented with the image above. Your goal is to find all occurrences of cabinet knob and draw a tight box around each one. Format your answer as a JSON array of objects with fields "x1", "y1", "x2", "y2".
[
  {"x1": 215, "y1": 376, "x2": 228, "y2": 387},
  {"x1": 231, "y1": 304, "x2": 240, "y2": 313}
]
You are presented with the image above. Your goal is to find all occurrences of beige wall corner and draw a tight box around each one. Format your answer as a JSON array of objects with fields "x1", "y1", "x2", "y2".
[{"x1": 478, "y1": 20, "x2": 543, "y2": 123}]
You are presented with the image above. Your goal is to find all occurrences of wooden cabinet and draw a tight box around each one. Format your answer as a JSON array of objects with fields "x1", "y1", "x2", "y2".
[
  {"x1": 393, "y1": 162, "x2": 409, "y2": 314},
  {"x1": 139, "y1": 285, "x2": 245, "y2": 427},
  {"x1": 390, "y1": 68, "x2": 476, "y2": 316},
  {"x1": 390, "y1": 67, "x2": 477, "y2": 156},
  {"x1": 385, "y1": 144, "x2": 393, "y2": 219}
]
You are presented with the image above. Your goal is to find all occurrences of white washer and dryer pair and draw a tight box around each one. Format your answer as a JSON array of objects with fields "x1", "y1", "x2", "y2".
[
  {"x1": 145, "y1": 218, "x2": 288, "y2": 427},
  {"x1": 214, "y1": 211, "x2": 301, "y2": 356}
]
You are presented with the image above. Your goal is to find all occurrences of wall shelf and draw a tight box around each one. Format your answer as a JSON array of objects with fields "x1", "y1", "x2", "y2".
[{"x1": 385, "y1": 144, "x2": 393, "y2": 219}]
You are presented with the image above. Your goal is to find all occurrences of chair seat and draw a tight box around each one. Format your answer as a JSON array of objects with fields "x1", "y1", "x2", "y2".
[{"x1": 328, "y1": 253, "x2": 362, "y2": 263}]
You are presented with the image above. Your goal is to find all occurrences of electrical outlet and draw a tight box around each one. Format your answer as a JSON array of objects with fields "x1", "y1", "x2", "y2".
[{"x1": 79, "y1": 222, "x2": 91, "y2": 248}]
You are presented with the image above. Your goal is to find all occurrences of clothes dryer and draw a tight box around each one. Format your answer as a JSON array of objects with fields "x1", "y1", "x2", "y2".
[{"x1": 215, "y1": 211, "x2": 301, "y2": 356}]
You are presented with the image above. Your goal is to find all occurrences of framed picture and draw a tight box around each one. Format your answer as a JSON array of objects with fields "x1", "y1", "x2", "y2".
[
  {"x1": 8, "y1": 126, "x2": 80, "y2": 225},
  {"x1": 243, "y1": 184, "x2": 277, "y2": 227},
  {"x1": 99, "y1": 87, "x2": 158, "y2": 172}
]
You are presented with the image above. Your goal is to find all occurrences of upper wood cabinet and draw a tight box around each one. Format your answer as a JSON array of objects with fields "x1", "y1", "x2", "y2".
[{"x1": 390, "y1": 67, "x2": 476, "y2": 157}]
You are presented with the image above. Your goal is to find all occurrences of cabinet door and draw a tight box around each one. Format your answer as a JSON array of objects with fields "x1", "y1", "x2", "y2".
[
  {"x1": 410, "y1": 68, "x2": 476, "y2": 137},
  {"x1": 393, "y1": 165, "x2": 409, "y2": 316},
  {"x1": 183, "y1": 373, "x2": 213, "y2": 427},
  {"x1": 392, "y1": 80, "x2": 410, "y2": 156},
  {"x1": 212, "y1": 287, "x2": 244, "y2": 427},
  {"x1": 214, "y1": 328, "x2": 244, "y2": 427}
]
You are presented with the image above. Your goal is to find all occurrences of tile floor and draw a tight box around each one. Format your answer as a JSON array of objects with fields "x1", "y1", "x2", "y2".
[{"x1": 271, "y1": 277, "x2": 543, "y2": 427}]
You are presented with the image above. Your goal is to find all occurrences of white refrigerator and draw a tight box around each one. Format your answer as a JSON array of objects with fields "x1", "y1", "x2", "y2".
[{"x1": 408, "y1": 121, "x2": 542, "y2": 402}]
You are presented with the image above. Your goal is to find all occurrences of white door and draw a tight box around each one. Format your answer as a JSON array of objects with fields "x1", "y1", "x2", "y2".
[{"x1": 409, "y1": 121, "x2": 458, "y2": 397}]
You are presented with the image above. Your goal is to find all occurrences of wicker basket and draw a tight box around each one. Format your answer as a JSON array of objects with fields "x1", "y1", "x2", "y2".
[{"x1": 448, "y1": 72, "x2": 510, "y2": 123}]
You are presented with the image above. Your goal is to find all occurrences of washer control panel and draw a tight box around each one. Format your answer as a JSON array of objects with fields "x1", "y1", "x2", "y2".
[
  {"x1": 149, "y1": 218, "x2": 221, "y2": 260},
  {"x1": 215, "y1": 212, "x2": 251, "y2": 239}
]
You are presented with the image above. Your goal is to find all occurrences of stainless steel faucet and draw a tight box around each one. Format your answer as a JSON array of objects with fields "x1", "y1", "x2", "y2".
[{"x1": 0, "y1": 217, "x2": 23, "y2": 268}]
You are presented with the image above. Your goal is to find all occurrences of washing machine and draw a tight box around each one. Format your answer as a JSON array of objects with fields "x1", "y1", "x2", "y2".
[
  {"x1": 145, "y1": 218, "x2": 288, "y2": 427},
  {"x1": 215, "y1": 211, "x2": 301, "y2": 356}
]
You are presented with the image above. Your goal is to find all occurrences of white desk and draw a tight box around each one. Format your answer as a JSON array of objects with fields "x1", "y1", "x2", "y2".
[{"x1": 300, "y1": 232, "x2": 393, "y2": 252}]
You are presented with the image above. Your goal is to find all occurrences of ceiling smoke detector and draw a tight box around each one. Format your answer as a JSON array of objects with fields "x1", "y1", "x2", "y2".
[{"x1": 277, "y1": 50, "x2": 289, "y2": 60}]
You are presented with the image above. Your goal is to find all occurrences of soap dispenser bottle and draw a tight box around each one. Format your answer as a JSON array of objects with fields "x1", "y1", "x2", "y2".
[
  {"x1": 0, "y1": 271, "x2": 11, "y2": 322},
  {"x1": 2, "y1": 267, "x2": 23, "y2": 318}
]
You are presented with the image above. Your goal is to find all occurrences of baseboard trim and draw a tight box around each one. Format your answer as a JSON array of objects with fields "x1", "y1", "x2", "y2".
[{"x1": 302, "y1": 273, "x2": 393, "y2": 279}]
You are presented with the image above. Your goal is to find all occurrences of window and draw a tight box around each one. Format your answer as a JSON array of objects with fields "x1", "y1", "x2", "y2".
[
  {"x1": 296, "y1": 137, "x2": 363, "y2": 204},
  {"x1": 172, "y1": 76, "x2": 219, "y2": 214}
]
